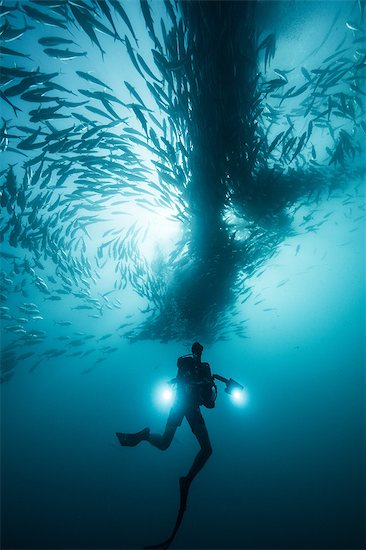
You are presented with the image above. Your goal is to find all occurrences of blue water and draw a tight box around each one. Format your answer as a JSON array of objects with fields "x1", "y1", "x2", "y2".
[
  {"x1": 2, "y1": 195, "x2": 364, "y2": 548},
  {"x1": 1, "y1": 1, "x2": 365, "y2": 549}
]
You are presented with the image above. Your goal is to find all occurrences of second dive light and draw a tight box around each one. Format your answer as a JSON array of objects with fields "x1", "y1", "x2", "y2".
[
  {"x1": 213, "y1": 374, "x2": 246, "y2": 403},
  {"x1": 157, "y1": 373, "x2": 246, "y2": 408}
]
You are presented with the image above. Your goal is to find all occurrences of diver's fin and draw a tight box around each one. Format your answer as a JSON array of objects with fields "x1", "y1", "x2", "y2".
[
  {"x1": 144, "y1": 477, "x2": 190, "y2": 549},
  {"x1": 179, "y1": 476, "x2": 189, "y2": 512},
  {"x1": 116, "y1": 427, "x2": 150, "y2": 447}
]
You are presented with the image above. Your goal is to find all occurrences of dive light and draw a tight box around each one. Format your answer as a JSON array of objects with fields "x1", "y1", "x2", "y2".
[
  {"x1": 155, "y1": 382, "x2": 176, "y2": 409},
  {"x1": 213, "y1": 374, "x2": 247, "y2": 404},
  {"x1": 162, "y1": 386, "x2": 174, "y2": 403},
  {"x1": 156, "y1": 373, "x2": 246, "y2": 408}
]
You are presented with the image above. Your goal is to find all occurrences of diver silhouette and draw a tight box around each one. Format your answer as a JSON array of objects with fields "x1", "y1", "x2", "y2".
[{"x1": 116, "y1": 342, "x2": 217, "y2": 548}]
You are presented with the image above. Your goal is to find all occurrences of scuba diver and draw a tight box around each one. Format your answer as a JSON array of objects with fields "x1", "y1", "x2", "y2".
[
  {"x1": 116, "y1": 342, "x2": 215, "y2": 494},
  {"x1": 116, "y1": 342, "x2": 243, "y2": 548}
]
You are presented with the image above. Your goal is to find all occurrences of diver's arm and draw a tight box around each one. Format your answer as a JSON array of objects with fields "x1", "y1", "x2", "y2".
[
  {"x1": 199, "y1": 362, "x2": 214, "y2": 382},
  {"x1": 171, "y1": 361, "x2": 190, "y2": 385},
  {"x1": 213, "y1": 373, "x2": 229, "y2": 384},
  {"x1": 169, "y1": 368, "x2": 185, "y2": 385},
  {"x1": 213, "y1": 374, "x2": 244, "y2": 394}
]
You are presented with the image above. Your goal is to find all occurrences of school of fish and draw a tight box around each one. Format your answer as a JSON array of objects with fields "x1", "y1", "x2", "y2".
[{"x1": 1, "y1": 0, "x2": 365, "y2": 381}]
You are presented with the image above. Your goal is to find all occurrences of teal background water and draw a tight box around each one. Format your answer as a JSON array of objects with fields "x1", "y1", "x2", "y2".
[{"x1": 2, "y1": 193, "x2": 364, "y2": 548}]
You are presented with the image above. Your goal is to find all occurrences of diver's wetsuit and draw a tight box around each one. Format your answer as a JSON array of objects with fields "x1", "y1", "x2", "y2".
[
  {"x1": 116, "y1": 344, "x2": 218, "y2": 548},
  {"x1": 116, "y1": 350, "x2": 214, "y2": 484},
  {"x1": 167, "y1": 355, "x2": 213, "y2": 432}
]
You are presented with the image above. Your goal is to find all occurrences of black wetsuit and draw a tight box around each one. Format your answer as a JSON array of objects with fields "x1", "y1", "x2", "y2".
[{"x1": 167, "y1": 355, "x2": 214, "y2": 432}]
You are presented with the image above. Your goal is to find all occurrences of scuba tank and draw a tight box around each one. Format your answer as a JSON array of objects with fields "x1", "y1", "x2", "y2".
[
  {"x1": 177, "y1": 355, "x2": 217, "y2": 408},
  {"x1": 201, "y1": 383, "x2": 218, "y2": 408}
]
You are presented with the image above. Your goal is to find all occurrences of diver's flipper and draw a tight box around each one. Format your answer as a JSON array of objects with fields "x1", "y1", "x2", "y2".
[
  {"x1": 144, "y1": 477, "x2": 191, "y2": 549},
  {"x1": 179, "y1": 476, "x2": 189, "y2": 512},
  {"x1": 116, "y1": 428, "x2": 150, "y2": 447}
]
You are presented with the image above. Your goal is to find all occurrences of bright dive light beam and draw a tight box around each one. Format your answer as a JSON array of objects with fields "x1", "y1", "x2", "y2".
[
  {"x1": 232, "y1": 388, "x2": 242, "y2": 401},
  {"x1": 155, "y1": 382, "x2": 176, "y2": 409},
  {"x1": 162, "y1": 387, "x2": 174, "y2": 402},
  {"x1": 230, "y1": 387, "x2": 248, "y2": 405}
]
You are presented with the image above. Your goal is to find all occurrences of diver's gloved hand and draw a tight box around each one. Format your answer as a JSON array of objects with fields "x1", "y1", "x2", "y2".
[{"x1": 116, "y1": 427, "x2": 150, "y2": 447}]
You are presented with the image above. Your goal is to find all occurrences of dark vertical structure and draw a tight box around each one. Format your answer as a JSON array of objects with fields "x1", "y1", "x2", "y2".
[
  {"x1": 153, "y1": 1, "x2": 260, "y2": 340},
  {"x1": 1, "y1": 1, "x2": 363, "y2": 344},
  {"x1": 181, "y1": 1, "x2": 258, "y2": 252}
]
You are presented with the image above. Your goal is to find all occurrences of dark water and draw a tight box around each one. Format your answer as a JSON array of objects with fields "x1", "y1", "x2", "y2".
[{"x1": 1, "y1": 1, "x2": 365, "y2": 549}]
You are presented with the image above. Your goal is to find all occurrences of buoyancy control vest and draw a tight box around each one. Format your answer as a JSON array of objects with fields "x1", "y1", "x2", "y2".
[{"x1": 176, "y1": 355, "x2": 217, "y2": 408}]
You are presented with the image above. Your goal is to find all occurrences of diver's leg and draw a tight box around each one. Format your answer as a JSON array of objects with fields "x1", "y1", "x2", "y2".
[
  {"x1": 183, "y1": 419, "x2": 212, "y2": 486},
  {"x1": 148, "y1": 423, "x2": 177, "y2": 451},
  {"x1": 116, "y1": 427, "x2": 150, "y2": 447},
  {"x1": 116, "y1": 406, "x2": 181, "y2": 449},
  {"x1": 147, "y1": 405, "x2": 182, "y2": 450}
]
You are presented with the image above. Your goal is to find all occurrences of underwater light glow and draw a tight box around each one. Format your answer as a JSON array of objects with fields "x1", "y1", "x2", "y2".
[
  {"x1": 162, "y1": 387, "x2": 174, "y2": 403},
  {"x1": 140, "y1": 211, "x2": 182, "y2": 259},
  {"x1": 222, "y1": 206, "x2": 251, "y2": 241},
  {"x1": 155, "y1": 382, "x2": 176, "y2": 409},
  {"x1": 232, "y1": 388, "x2": 242, "y2": 401},
  {"x1": 230, "y1": 387, "x2": 248, "y2": 406},
  {"x1": 110, "y1": 201, "x2": 182, "y2": 262}
]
